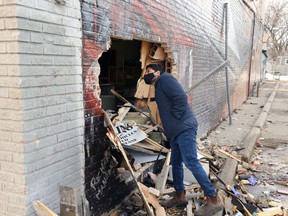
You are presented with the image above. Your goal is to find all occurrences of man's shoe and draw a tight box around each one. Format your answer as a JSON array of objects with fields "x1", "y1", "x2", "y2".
[
  {"x1": 160, "y1": 191, "x2": 188, "y2": 208},
  {"x1": 194, "y1": 195, "x2": 223, "y2": 216}
]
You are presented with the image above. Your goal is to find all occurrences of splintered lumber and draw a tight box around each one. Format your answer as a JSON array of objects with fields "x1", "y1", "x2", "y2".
[
  {"x1": 241, "y1": 161, "x2": 256, "y2": 170},
  {"x1": 140, "y1": 41, "x2": 152, "y2": 70},
  {"x1": 217, "y1": 149, "x2": 242, "y2": 162},
  {"x1": 275, "y1": 181, "x2": 288, "y2": 187},
  {"x1": 144, "y1": 138, "x2": 169, "y2": 153},
  {"x1": 155, "y1": 151, "x2": 171, "y2": 195},
  {"x1": 256, "y1": 206, "x2": 285, "y2": 216},
  {"x1": 144, "y1": 125, "x2": 159, "y2": 134},
  {"x1": 268, "y1": 201, "x2": 282, "y2": 207},
  {"x1": 104, "y1": 111, "x2": 154, "y2": 216},
  {"x1": 162, "y1": 184, "x2": 200, "y2": 195},
  {"x1": 107, "y1": 131, "x2": 154, "y2": 216},
  {"x1": 186, "y1": 199, "x2": 193, "y2": 216},
  {"x1": 138, "y1": 183, "x2": 160, "y2": 208},
  {"x1": 60, "y1": 186, "x2": 88, "y2": 216},
  {"x1": 155, "y1": 207, "x2": 166, "y2": 216},
  {"x1": 133, "y1": 139, "x2": 169, "y2": 153},
  {"x1": 117, "y1": 104, "x2": 131, "y2": 122},
  {"x1": 110, "y1": 89, "x2": 163, "y2": 131},
  {"x1": 33, "y1": 201, "x2": 58, "y2": 216},
  {"x1": 198, "y1": 150, "x2": 214, "y2": 160},
  {"x1": 133, "y1": 142, "x2": 161, "y2": 152},
  {"x1": 138, "y1": 183, "x2": 166, "y2": 216}
]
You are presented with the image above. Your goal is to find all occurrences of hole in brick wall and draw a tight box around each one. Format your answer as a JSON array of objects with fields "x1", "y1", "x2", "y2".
[{"x1": 98, "y1": 38, "x2": 171, "y2": 112}]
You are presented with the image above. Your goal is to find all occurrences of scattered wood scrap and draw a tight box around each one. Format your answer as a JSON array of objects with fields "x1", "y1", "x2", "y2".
[
  {"x1": 33, "y1": 201, "x2": 58, "y2": 216},
  {"x1": 256, "y1": 206, "x2": 285, "y2": 216},
  {"x1": 104, "y1": 91, "x2": 288, "y2": 216},
  {"x1": 138, "y1": 183, "x2": 166, "y2": 216},
  {"x1": 155, "y1": 151, "x2": 171, "y2": 196}
]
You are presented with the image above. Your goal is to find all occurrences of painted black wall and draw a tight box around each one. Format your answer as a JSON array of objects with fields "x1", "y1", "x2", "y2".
[{"x1": 84, "y1": 114, "x2": 135, "y2": 215}]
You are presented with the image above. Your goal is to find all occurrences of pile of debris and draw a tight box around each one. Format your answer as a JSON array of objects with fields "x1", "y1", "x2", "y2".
[{"x1": 104, "y1": 91, "x2": 288, "y2": 216}]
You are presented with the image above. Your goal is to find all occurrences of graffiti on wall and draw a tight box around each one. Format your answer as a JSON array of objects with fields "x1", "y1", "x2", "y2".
[{"x1": 82, "y1": 0, "x2": 198, "y2": 115}]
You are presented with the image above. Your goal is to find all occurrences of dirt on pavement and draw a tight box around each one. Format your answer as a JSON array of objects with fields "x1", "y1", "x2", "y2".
[{"x1": 203, "y1": 81, "x2": 288, "y2": 211}]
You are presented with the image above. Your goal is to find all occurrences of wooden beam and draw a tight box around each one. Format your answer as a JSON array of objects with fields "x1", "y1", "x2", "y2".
[
  {"x1": 155, "y1": 151, "x2": 171, "y2": 195},
  {"x1": 198, "y1": 150, "x2": 214, "y2": 160},
  {"x1": 162, "y1": 184, "x2": 200, "y2": 195},
  {"x1": 133, "y1": 142, "x2": 161, "y2": 152},
  {"x1": 217, "y1": 149, "x2": 242, "y2": 163},
  {"x1": 138, "y1": 183, "x2": 166, "y2": 216},
  {"x1": 117, "y1": 105, "x2": 131, "y2": 122},
  {"x1": 107, "y1": 131, "x2": 154, "y2": 216},
  {"x1": 256, "y1": 207, "x2": 284, "y2": 216},
  {"x1": 33, "y1": 201, "x2": 58, "y2": 216},
  {"x1": 144, "y1": 138, "x2": 169, "y2": 153},
  {"x1": 104, "y1": 110, "x2": 154, "y2": 216},
  {"x1": 144, "y1": 125, "x2": 159, "y2": 134}
]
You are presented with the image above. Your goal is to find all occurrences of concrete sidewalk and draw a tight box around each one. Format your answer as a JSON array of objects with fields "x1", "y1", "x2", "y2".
[
  {"x1": 199, "y1": 81, "x2": 280, "y2": 215},
  {"x1": 203, "y1": 82, "x2": 278, "y2": 151},
  {"x1": 202, "y1": 81, "x2": 278, "y2": 180}
]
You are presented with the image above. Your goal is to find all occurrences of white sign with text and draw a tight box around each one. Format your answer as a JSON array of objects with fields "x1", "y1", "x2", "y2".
[{"x1": 114, "y1": 123, "x2": 147, "y2": 146}]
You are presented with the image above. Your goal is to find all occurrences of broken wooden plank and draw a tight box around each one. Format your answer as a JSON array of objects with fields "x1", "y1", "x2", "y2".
[
  {"x1": 133, "y1": 142, "x2": 161, "y2": 152},
  {"x1": 155, "y1": 151, "x2": 171, "y2": 195},
  {"x1": 117, "y1": 104, "x2": 131, "y2": 122},
  {"x1": 104, "y1": 111, "x2": 154, "y2": 216},
  {"x1": 138, "y1": 183, "x2": 167, "y2": 216},
  {"x1": 144, "y1": 125, "x2": 159, "y2": 134},
  {"x1": 125, "y1": 144, "x2": 158, "y2": 154},
  {"x1": 144, "y1": 138, "x2": 169, "y2": 153},
  {"x1": 198, "y1": 150, "x2": 214, "y2": 160},
  {"x1": 186, "y1": 199, "x2": 193, "y2": 216},
  {"x1": 268, "y1": 201, "x2": 282, "y2": 207},
  {"x1": 138, "y1": 183, "x2": 160, "y2": 208},
  {"x1": 155, "y1": 206, "x2": 166, "y2": 216},
  {"x1": 256, "y1": 206, "x2": 284, "y2": 216},
  {"x1": 140, "y1": 41, "x2": 152, "y2": 70},
  {"x1": 33, "y1": 201, "x2": 58, "y2": 216},
  {"x1": 241, "y1": 161, "x2": 256, "y2": 170},
  {"x1": 110, "y1": 89, "x2": 163, "y2": 131},
  {"x1": 218, "y1": 149, "x2": 242, "y2": 162},
  {"x1": 275, "y1": 181, "x2": 288, "y2": 187},
  {"x1": 162, "y1": 184, "x2": 200, "y2": 195},
  {"x1": 60, "y1": 186, "x2": 88, "y2": 216},
  {"x1": 107, "y1": 131, "x2": 154, "y2": 216},
  {"x1": 148, "y1": 187, "x2": 160, "y2": 197}
]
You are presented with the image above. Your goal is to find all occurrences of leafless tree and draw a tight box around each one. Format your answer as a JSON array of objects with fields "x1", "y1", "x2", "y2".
[{"x1": 265, "y1": 1, "x2": 288, "y2": 60}]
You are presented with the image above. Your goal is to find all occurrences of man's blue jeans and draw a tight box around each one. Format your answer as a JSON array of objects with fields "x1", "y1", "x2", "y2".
[{"x1": 170, "y1": 128, "x2": 216, "y2": 197}]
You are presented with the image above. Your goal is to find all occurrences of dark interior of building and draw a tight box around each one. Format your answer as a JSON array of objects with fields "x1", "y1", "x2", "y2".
[{"x1": 99, "y1": 39, "x2": 142, "y2": 111}]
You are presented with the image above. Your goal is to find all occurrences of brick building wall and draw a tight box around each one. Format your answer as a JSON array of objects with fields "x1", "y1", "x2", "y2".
[
  {"x1": 82, "y1": 0, "x2": 263, "y2": 214},
  {"x1": 82, "y1": 0, "x2": 263, "y2": 135},
  {"x1": 0, "y1": 2, "x2": 26, "y2": 215},
  {"x1": 0, "y1": 0, "x2": 264, "y2": 215},
  {"x1": 0, "y1": 0, "x2": 83, "y2": 215}
]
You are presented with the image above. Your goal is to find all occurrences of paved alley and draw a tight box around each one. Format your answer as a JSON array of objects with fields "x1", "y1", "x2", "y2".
[{"x1": 203, "y1": 81, "x2": 288, "y2": 212}]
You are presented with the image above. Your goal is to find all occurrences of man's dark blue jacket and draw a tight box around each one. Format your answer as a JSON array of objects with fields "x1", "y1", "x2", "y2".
[{"x1": 155, "y1": 72, "x2": 198, "y2": 140}]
